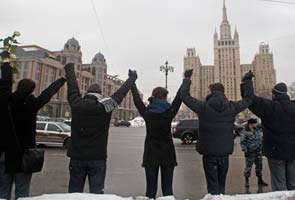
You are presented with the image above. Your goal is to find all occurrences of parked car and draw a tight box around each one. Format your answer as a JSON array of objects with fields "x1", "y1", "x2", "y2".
[
  {"x1": 129, "y1": 117, "x2": 145, "y2": 127},
  {"x1": 114, "y1": 120, "x2": 131, "y2": 127},
  {"x1": 172, "y1": 119, "x2": 199, "y2": 144},
  {"x1": 36, "y1": 121, "x2": 71, "y2": 148},
  {"x1": 63, "y1": 120, "x2": 71, "y2": 126}
]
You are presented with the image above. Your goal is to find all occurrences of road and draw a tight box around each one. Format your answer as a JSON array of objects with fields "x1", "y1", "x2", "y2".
[{"x1": 30, "y1": 127, "x2": 271, "y2": 200}]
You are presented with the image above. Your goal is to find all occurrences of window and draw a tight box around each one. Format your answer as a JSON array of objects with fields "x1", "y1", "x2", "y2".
[
  {"x1": 47, "y1": 124, "x2": 61, "y2": 132},
  {"x1": 36, "y1": 123, "x2": 46, "y2": 131}
]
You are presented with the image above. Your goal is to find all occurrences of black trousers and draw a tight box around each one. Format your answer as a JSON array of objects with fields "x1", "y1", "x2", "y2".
[
  {"x1": 144, "y1": 165, "x2": 174, "y2": 199},
  {"x1": 203, "y1": 155, "x2": 229, "y2": 195}
]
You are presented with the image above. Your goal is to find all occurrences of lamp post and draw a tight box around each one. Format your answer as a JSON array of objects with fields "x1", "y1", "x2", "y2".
[{"x1": 160, "y1": 61, "x2": 174, "y2": 89}]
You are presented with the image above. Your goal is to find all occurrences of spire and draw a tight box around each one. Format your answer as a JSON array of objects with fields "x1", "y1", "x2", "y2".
[
  {"x1": 234, "y1": 26, "x2": 239, "y2": 36},
  {"x1": 223, "y1": 0, "x2": 228, "y2": 22}
]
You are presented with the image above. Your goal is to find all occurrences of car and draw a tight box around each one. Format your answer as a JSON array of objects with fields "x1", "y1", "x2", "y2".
[
  {"x1": 63, "y1": 120, "x2": 71, "y2": 126},
  {"x1": 114, "y1": 120, "x2": 131, "y2": 127},
  {"x1": 36, "y1": 121, "x2": 71, "y2": 148},
  {"x1": 172, "y1": 119, "x2": 199, "y2": 144}
]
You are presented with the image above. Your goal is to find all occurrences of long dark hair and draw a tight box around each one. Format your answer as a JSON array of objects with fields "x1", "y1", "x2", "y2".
[{"x1": 148, "y1": 87, "x2": 168, "y2": 104}]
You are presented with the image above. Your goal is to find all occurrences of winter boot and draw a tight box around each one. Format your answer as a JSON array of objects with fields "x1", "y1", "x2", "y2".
[
  {"x1": 245, "y1": 177, "x2": 250, "y2": 188},
  {"x1": 258, "y1": 176, "x2": 268, "y2": 187}
]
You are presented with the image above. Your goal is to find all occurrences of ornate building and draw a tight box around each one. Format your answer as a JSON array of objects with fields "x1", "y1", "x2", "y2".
[
  {"x1": 11, "y1": 38, "x2": 141, "y2": 120},
  {"x1": 184, "y1": 1, "x2": 276, "y2": 101}
]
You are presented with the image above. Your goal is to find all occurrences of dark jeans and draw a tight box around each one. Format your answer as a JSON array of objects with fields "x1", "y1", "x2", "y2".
[
  {"x1": 203, "y1": 155, "x2": 229, "y2": 195},
  {"x1": 68, "y1": 159, "x2": 106, "y2": 194},
  {"x1": 0, "y1": 155, "x2": 32, "y2": 200},
  {"x1": 144, "y1": 165, "x2": 175, "y2": 199},
  {"x1": 268, "y1": 158, "x2": 295, "y2": 191}
]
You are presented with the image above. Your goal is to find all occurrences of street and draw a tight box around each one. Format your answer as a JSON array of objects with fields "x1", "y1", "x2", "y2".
[{"x1": 30, "y1": 127, "x2": 271, "y2": 200}]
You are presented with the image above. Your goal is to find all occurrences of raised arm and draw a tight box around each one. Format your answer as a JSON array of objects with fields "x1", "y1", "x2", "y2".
[
  {"x1": 232, "y1": 71, "x2": 254, "y2": 114},
  {"x1": 248, "y1": 95, "x2": 273, "y2": 119},
  {"x1": 180, "y1": 69, "x2": 205, "y2": 115},
  {"x1": 111, "y1": 69, "x2": 137, "y2": 105},
  {"x1": 131, "y1": 84, "x2": 146, "y2": 116},
  {"x1": 0, "y1": 51, "x2": 13, "y2": 105},
  {"x1": 64, "y1": 63, "x2": 82, "y2": 107},
  {"x1": 36, "y1": 77, "x2": 66, "y2": 110},
  {"x1": 170, "y1": 85, "x2": 182, "y2": 117}
]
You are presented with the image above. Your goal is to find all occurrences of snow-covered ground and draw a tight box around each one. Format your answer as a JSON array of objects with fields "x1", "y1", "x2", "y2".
[
  {"x1": 16, "y1": 191, "x2": 295, "y2": 200},
  {"x1": 201, "y1": 191, "x2": 295, "y2": 200}
]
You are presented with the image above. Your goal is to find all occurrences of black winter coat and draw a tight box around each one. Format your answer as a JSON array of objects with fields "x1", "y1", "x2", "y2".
[
  {"x1": 0, "y1": 63, "x2": 66, "y2": 173},
  {"x1": 131, "y1": 84, "x2": 182, "y2": 167},
  {"x1": 65, "y1": 64, "x2": 135, "y2": 161},
  {"x1": 0, "y1": 63, "x2": 13, "y2": 155},
  {"x1": 181, "y1": 79, "x2": 254, "y2": 156},
  {"x1": 248, "y1": 94, "x2": 295, "y2": 160}
]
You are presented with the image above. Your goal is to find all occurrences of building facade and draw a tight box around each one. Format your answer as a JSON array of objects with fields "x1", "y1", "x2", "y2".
[
  {"x1": 11, "y1": 38, "x2": 141, "y2": 121},
  {"x1": 184, "y1": 1, "x2": 276, "y2": 101}
]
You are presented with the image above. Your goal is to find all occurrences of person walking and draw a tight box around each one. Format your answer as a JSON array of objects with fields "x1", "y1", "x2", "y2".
[
  {"x1": 243, "y1": 82, "x2": 295, "y2": 191},
  {"x1": 64, "y1": 63, "x2": 137, "y2": 194},
  {"x1": 180, "y1": 69, "x2": 254, "y2": 195},
  {"x1": 131, "y1": 83, "x2": 182, "y2": 199},
  {"x1": 240, "y1": 118, "x2": 268, "y2": 189},
  {"x1": 0, "y1": 51, "x2": 66, "y2": 199}
]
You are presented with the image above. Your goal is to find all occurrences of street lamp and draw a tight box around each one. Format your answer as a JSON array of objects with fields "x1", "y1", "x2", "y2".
[{"x1": 160, "y1": 61, "x2": 174, "y2": 89}]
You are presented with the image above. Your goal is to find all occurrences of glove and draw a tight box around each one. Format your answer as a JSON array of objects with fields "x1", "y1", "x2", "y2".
[
  {"x1": 128, "y1": 69, "x2": 138, "y2": 81},
  {"x1": 242, "y1": 70, "x2": 254, "y2": 82},
  {"x1": 184, "y1": 69, "x2": 194, "y2": 79},
  {"x1": 0, "y1": 51, "x2": 10, "y2": 62}
]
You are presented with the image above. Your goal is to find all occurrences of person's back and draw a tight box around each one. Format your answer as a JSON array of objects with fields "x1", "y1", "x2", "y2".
[
  {"x1": 131, "y1": 85, "x2": 182, "y2": 199},
  {"x1": 65, "y1": 63, "x2": 137, "y2": 194},
  {"x1": 247, "y1": 83, "x2": 295, "y2": 191},
  {"x1": 68, "y1": 94, "x2": 112, "y2": 161},
  {"x1": 197, "y1": 91, "x2": 237, "y2": 156},
  {"x1": 180, "y1": 69, "x2": 254, "y2": 195}
]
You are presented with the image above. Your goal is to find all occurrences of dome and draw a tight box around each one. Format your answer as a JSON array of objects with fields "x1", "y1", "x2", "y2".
[
  {"x1": 64, "y1": 37, "x2": 81, "y2": 51},
  {"x1": 66, "y1": 37, "x2": 79, "y2": 46},
  {"x1": 92, "y1": 52, "x2": 106, "y2": 63}
]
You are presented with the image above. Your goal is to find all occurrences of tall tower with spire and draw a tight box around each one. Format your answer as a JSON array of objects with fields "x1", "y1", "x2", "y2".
[{"x1": 214, "y1": 0, "x2": 241, "y2": 100}]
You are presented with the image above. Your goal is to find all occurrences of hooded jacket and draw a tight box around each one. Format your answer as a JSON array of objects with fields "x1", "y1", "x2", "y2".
[
  {"x1": 181, "y1": 79, "x2": 254, "y2": 156},
  {"x1": 247, "y1": 94, "x2": 295, "y2": 160},
  {"x1": 65, "y1": 64, "x2": 135, "y2": 161},
  {"x1": 0, "y1": 62, "x2": 66, "y2": 173},
  {"x1": 131, "y1": 84, "x2": 182, "y2": 166}
]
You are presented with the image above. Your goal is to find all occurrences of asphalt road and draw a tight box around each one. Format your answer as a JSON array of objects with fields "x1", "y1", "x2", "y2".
[{"x1": 30, "y1": 127, "x2": 272, "y2": 200}]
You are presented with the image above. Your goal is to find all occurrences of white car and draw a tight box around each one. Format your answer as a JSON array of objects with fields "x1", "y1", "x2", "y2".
[{"x1": 129, "y1": 117, "x2": 145, "y2": 127}]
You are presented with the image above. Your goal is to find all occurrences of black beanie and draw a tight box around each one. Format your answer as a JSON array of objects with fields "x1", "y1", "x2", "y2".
[
  {"x1": 87, "y1": 83, "x2": 102, "y2": 94},
  {"x1": 17, "y1": 79, "x2": 36, "y2": 95},
  {"x1": 248, "y1": 118, "x2": 258, "y2": 124},
  {"x1": 272, "y1": 83, "x2": 288, "y2": 95}
]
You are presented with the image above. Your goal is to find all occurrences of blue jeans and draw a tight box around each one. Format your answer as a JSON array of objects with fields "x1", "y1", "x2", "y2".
[
  {"x1": 0, "y1": 155, "x2": 32, "y2": 200},
  {"x1": 203, "y1": 155, "x2": 229, "y2": 195},
  {"x1": 68, "y1": 159, "x2": 106, "y2": 194},
  {"x1": 268, "y1": 158, "x2": 295, "y2": 191}
]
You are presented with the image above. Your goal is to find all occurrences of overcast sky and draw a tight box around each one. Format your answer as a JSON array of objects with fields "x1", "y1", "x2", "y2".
[{"x1": 1, "y1": 0, "x2": 295, "y2": 98}]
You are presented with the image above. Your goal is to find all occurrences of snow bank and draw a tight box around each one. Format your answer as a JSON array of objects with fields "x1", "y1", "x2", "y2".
[
  {"x1": 19, "y1": 194, "x2": 133, "y2": 200},
  {"x1": 19, "y1": 194, "x2": 176, "y2": 200},
  {"x1": 201, "y1": 191, "x2": 295, "y2": 200}
]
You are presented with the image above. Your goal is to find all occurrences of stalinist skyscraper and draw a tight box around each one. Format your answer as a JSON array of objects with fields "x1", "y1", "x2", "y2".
[
  {"x1": 184, "y1": 0, "x2": 276, "y2": 101},
  {"x1": 214, "y1": 1, "x2": 241, "y2": 100}
]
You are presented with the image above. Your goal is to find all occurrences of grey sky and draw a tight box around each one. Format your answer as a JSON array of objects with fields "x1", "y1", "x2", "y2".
[{"x1": 1, "y1": 0, "x2": 295, "y2": 98}]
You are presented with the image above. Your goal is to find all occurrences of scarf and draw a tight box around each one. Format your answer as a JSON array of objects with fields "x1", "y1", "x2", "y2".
[{"x1": 147, "y1": 99, "x2": 171, "y2": 113}]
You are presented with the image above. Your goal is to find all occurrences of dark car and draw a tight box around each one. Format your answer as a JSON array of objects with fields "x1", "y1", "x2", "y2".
[
  {"x1": 114, "y1": 120, "x2": 131, "y2": 127},
  {"x1": 172, "y1": 119, "x2": 199, "y2": 144}
]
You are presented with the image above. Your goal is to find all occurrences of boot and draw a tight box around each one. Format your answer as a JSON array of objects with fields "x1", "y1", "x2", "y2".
[
  {"x1": 245, "y1": 177, "x2": 250, "y2": 188},
  {"x1": 258, "y1": 176, "x2": 268, "y2": 187}
]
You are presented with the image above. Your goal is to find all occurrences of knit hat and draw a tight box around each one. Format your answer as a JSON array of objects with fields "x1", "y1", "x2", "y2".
[
  {"x1": 87, "y1": 83, "x2": 102, "y2": 94},
  {"x1": 272, "y1": 83, "x2": 288, "y2": 95},
  {"x1": 248, "y1": 118, "x2": 258, "y2": 124}
]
